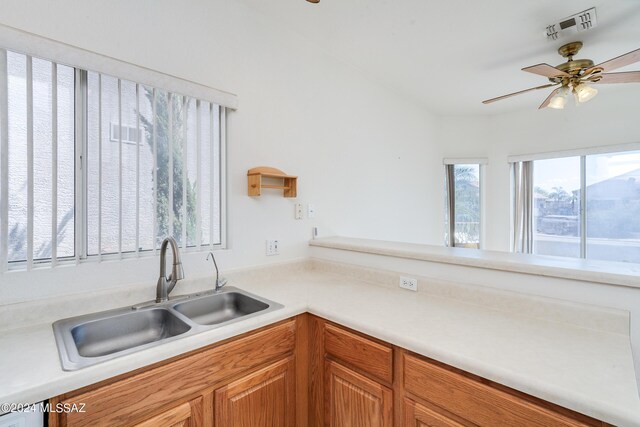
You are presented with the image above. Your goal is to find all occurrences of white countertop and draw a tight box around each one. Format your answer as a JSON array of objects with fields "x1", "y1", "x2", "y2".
[
  {"x1": 310, "y1": 236, "x2": 640, "y2": 288},
  {"x1": 0, "y1": 267, "x2": 638, "y2": 426}
]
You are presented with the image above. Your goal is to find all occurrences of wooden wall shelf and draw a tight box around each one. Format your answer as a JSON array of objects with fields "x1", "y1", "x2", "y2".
[{"x1": 247, "y1": 166, "x2": 297, "y2": 198}]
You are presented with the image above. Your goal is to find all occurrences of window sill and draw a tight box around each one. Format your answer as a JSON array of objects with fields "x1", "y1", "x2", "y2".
[{"x1": 309, "y1": 236, "x2": 640, "y2": 289}]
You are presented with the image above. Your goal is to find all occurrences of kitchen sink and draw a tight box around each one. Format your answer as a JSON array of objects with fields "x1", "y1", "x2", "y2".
[
  {"x1": 53, "y1": 287, "x2": 283, "y2": 371},
  {"x1": 71, "y1": 309, "x2": 191, "y2": 357},
  {"x1": 173, "y1": 292, "x2": 269, "y2": 325}
]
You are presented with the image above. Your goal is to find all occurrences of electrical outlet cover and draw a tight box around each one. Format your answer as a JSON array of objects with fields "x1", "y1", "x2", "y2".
[{"x1": 399, "y1": 276, "x2": 418, "y2": 291}]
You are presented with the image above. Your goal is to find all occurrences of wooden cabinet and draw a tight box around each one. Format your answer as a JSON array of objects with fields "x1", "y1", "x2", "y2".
[
  {"x1": 324, "y1": 323, "x2": 393, "y2": 383},
  {"x1": 49, "y1": 314, "x2": 610, "y2": 427},
  {"x1": 310, "y1": 316, "x2": 394, "y2": 427},
  {"x1": 134, "y1": 398, "x2": 203, "y2": 427},
  {"x1": 403, "y1": 352, "x2": 599, "y2": 427},
  {"x1": 309, "y1": 316, "x2": 607, "y2": 427},
  {"x1": 404, "y1": 398, "x2": 466, "y2": 427},
  {"x1": 325, "y1": 360, "x2": 392, "y2": 427},
  {"x1": 49, "y1": 318, "x2": 299, "y2": 427},
  {"x1": 214, "y1": 356, "x2": 295, "y2": 427}
]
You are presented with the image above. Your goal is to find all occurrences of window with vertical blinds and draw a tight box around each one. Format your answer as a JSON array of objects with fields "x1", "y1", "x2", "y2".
[{"x1": 0, "y1": 48, "x2": 226, "y2": 271}]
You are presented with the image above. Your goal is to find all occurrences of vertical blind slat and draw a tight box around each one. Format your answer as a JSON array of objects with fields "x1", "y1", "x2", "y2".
[
  {"x1": 74, "y1": 70, "x2": 85, "y2": 265},
  {"x1": 26, "y1": 56, "x2": 33, "y2": 270},
  {"x1": 0, "y1": 49, "x2": 8, "y2": 271},
  {"x1": 135, "y1": 83, "x2": 140, "y2": 255},
  {"x1": 168, "y1": 93, "x2": 174, "y2": 239},
  {"x1": 219, "y1": 107, "x2": 226, "y2": 247},
  {"x1": 209, "y1": 104, "x2": 214, "y2": 250},
  {"x1": 51, "y1": 62, "x2": 58, "y2": 266},
  {"x1": 182, "y1": 96, "x2": 187, "y2": 248},
  {"x1": 152, "y1": 88, "x2": 157, "y2": 253},
  {"x1": 98, "y1": 74, "x2": 102, "y2": 259},
  {"x1": 117, "y1": 79, "x2": 123, "y2": 257},
  {"x1": 195, "y1": 100, "x2": 201, "y2": 248}
]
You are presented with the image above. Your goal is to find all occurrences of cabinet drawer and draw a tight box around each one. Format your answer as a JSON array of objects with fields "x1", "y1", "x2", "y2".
[
  {"x1": 404, "y1": 354, "x2": 592, "y2": 427},
  {"x1": 56, "y1": 319, "x2": 296, "y2": 427},
  {"x1": 324, "y1": 323, "x2": 392, "y2": 383},
  {"x1": 404, "y1": 398, "x2": 466, "y2": 427}
]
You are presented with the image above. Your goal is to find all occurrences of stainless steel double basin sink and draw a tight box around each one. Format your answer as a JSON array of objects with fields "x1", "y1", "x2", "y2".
[{"x1": 53, "y1": 287, "x2": 283, "y2": 371}]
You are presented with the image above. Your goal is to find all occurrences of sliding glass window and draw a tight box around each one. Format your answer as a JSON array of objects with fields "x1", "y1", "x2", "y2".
[
  {"x1": 533, "y1": 156, "x2": 581, "y2": 258},
  {"x1": 585, "y1": 151, "x2": 640, "y2": 263},
  {"x1": 527, "y1": 150, "x2": 640, "y2": 263}
]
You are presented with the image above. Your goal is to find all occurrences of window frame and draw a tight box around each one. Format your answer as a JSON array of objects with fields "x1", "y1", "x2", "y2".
[
  {"x1": 0, "y1": 51, "x2": 228, "y2": 272},
  {"x1": 443, "y1": 158, "x2": 487, "y2": 250},
  {"x1": 511, "y1": 144, "x2": 640, "y2": 261}
]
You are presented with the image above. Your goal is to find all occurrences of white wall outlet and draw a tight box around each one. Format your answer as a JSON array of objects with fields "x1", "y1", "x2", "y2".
[
  {"x1": 295, "y1": 203, "x2": 303, "y2": 220},
  {"x1": 399, "y1": 276, "x2": 418, "y2": 291},
  {"x1": 266, "y1": 240, "x2": 279, "y2": 256},
  {"x1": 308, "y1": 204, "x2": 316, "y2": 218}
]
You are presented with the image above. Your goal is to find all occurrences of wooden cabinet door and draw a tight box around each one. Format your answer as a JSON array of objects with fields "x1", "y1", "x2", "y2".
[
  {"x1": 214, "y1": 356, "x2": 295, "y2": 427},
  {"x1": 325, "y1": 360, "x2": 392, "y2": 427},
  {"x1": 134, "y1": 397, "x2": 203, "y2": 427},
  {"x1": 404, "y1": 398, "x2": 466, "y2": 427}
]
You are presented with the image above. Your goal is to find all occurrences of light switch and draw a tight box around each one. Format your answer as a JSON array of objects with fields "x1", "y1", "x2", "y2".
[
  {"x1": 307, "y1": 204, "x2": 316, "y2": 218},
  {"x1": 266, "y1": 240, "x2": 279, "y2": 256}
]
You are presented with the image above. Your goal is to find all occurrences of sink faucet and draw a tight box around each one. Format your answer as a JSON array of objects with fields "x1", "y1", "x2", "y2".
[
  {"x1": 207, "y1": 251, "x2": 227, "y2": 293},
  {"x1": 156, "y1": 237, "x2": 185, "y2": 303}
]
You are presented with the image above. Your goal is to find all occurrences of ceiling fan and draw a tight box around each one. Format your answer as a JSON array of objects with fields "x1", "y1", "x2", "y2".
[{"x1": 483, "y1": 42, "x2": 640, "y2": 109}]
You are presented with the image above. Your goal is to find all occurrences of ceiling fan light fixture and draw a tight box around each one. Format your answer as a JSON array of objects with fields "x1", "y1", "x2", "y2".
[
  {"x1": 574, "y1": 82, "x2": 598, "y2": 104},
  {"x1": 548, "y1": 86, "x2": 569, "y2": 109}
]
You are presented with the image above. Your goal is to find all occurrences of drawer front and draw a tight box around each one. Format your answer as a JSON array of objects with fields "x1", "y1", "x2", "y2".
[
  {"x1": 324, "y1": 323, "x2": 393, "y2": 383},
  {"x1": 404, "y1": 398, "x2": 466, "y2": 427},
  {"x1": 404, "y1": 354, "x2": 591, "y2": 427},
  {"x1": 58, "y1": 319, "x2": 296, "y2": 427}
]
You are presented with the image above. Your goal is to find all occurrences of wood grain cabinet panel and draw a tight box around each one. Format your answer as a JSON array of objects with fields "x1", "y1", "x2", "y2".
[
  {"x1": 324, "y1": 322, "x2": 393, "y2": 383},
  {"x1": 134, "y1": 397, "x2": 203, "y2": 427},
  {"x1": 50, "y1": 319, "x2": 296, "y2": 427},
  {"x1": 404, "y1": 353, "x2": 595, "y2": 427},
  {"x1": 325, "y1": 360, "x2": 392, "y2": 427},
  {"x1": 404, "y1": 398, "x2": 467, "y2": 427},
  {"x1": 214, "y1": 357, "x2": 295, "y2": 427}
]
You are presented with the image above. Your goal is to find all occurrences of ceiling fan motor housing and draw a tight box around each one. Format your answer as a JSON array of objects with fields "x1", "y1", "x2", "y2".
[{"x1": 549, "y1": 41, "x2": 596, "y2": 82}]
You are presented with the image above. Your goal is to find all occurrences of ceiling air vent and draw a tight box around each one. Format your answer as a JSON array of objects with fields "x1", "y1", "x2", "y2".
[{"x1": 545, "y1": 7, "x2": 597, "y2": 41}]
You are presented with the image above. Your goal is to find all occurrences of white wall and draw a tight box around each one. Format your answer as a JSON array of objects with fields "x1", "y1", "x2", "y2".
[
  {"x1": 440, "y1": 86, "x2": 640, "y2": 251},
  {"x1": 0, "y1": 0, "x2": 442, "y2": 303}
]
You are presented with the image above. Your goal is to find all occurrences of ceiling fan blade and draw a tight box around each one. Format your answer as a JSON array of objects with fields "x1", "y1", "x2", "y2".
[
  {"x1": 591, "y1": 71, "x2": 640, "y2": 84},
  {"x1": 538, "y1": 88, "x2": 561, "y2": 110},
  {"x1": 482, "y1": 84, "x2": 557, "y2": 104},
  {"x1": 587, "y1": 47, "x2": 640, "y2": 73},
  {"x1": 522, "y1": 63, "x2": 570, "y2": 78}
]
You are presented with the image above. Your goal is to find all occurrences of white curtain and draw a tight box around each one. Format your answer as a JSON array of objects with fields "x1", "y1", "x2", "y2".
[{"x1": 512, "y1": 161, "x2": 534, "y2": 253}]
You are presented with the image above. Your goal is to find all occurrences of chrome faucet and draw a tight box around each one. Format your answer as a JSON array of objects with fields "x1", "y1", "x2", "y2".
[
  {"x1": 207, "y1": 251, "x2": 227, "y2": 293},
  {"x1": 156, "y1": 237, "x2": 185, "y2": 303}
]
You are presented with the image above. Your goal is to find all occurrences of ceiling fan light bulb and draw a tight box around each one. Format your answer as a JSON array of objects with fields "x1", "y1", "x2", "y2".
[
  {"x1": 574, "y1": 83, "x2": 598, "y2": 103},
  {"x1": 548, "y1": 96, "x2": 567, "y2": 109},
  {"x1": 548, "y1": 87, "x2": 569, "y2": 109}
]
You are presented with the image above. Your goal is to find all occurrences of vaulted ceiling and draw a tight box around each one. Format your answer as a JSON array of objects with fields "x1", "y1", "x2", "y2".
[{"x1": 239, "y1": 0, "x2": 640, "y2": 115}]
